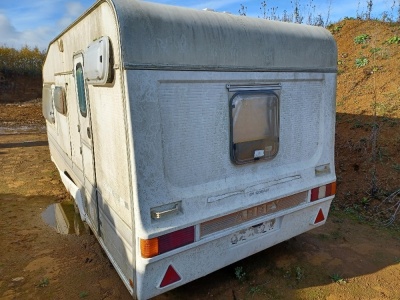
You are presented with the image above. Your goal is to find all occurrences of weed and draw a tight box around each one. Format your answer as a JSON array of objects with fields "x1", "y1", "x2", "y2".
[
  {"x1": 370, "y1": 47, "x2": 381, "y2": 54},
  {"x1": 385, "y1": 36, "x2": 400, "y2": 44},
  {"x1": 361, "y1": 197, "x2": 370, "y2": 206},
  {"x1": 79, "y1": 291, "x2": 89, "y2": 298},
  {"x1": 354, "y1": 34, "x2": 370, "y2": 44},
  {"x1": 330, "y1": 273, "x2": 347, "y2": 284},
  {"x1": 317, "y1": 233, "x2": 329, "y2": 240},
  {"x1": 331, "y1": 25, "x2": 343, "y2": 34},
  {"x1": 355, "y1": 57, "x2": 369, "y2": 68},
  {"x1": 392, "y1": 164, "x2": 400, "y2": 172},
  {"x1": 234, "y1": 266, "x2": 246, "y2": 282},
  {"x1": 373, "y1": 102, "x2": 390, "y2": 116},
  {"x1": 372, "y1": 65, "x2": 381, "y2": 73},
  {"x1": 295, "y1": 266, "x2": 304, "y2": 281},
  {"x1": 395, "y1": 257, "x2": 400, "y2": 263},
  {"x1": 376, "y1": 147, "x2": 389, "y2": 162},
  {"x1": 37, "y1": 277, "x2": 49, "y2": 288},
  {"x1": 248, "y1": 286, "x2": 262, "y2": 296},
  {"x1": 330, "y1": 229, "x2": 344, "y2": 240},
  {"x1": 351, "y1": 119, "x2": 364, "y2": 129}
]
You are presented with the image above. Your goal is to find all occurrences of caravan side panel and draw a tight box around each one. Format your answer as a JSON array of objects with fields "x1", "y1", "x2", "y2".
[{"x1": 43, "y1": 1, "x2": 135, "y2": 294}]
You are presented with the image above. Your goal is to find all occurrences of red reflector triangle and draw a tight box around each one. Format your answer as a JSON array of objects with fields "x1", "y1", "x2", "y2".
[
  {"x1": 314, "y1": 209, "x2": 325, "y2": 224},
  {"x1": 160, "y1": 265, "x2": 181, "y2": 288}
]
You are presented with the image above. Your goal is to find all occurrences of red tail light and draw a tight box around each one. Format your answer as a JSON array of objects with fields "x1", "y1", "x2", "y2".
[
  {"x1": 160, "y1": 265, "x2": 181, "y2": 288},
  {"x1": 310, "y1": 182, "x2": 336, "y2": 202},
  {"x1": 140, "y1": 226, "x2": 195, "y2": 258}
]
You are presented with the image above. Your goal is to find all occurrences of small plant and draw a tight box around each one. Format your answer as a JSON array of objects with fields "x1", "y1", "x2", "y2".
[
  {"x1": 317, "y1": 233, "x2": 329, "y2": 240},
  {"x1": 79, "y1": 291, "x2": 89, "y2": 298},
  {"x1": 351, "y1": 119, "x2": 364, "y2": 129},
  {"x1": 370, "y1": 47, "x2": 381, "y2": 54},
  {"x1": 392, "y1": 164, "x2": 400, "y2": 172},
  {"x1": 331, "y1": 25, "x2": 343, "y2": 34},
  {"x1": 295, "y1": 266, "x2": 304, "y2": 281},
  {"x1": 330, "y1": 273, "x2": 347, "y2": 283},
  {"x1": 234, "y1": 266, "x2": 246, "y2": 282},
  {"x1": 354, "y1": 34, "x2": 370, "y2": 44},
  {"x1": 361, "y1": 197, "x2": 370, "y2": 207},
  {"x1": 37, "y1": 277, "x2": 49, "y2": 288},
  {"x1": 248, "y1": 286, "x2": 262, "y2": 296},
  {"x1": 355, "y1": 57, "x2": 369, "y2": 68},
  {"x1": 385, "y1": 36, "x2": 400, "y2": 44}
]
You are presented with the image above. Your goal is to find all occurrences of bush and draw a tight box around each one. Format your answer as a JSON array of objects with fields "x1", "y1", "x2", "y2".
[{"x1": 0, "y1": 46, "x2": 45, "y2": 77}]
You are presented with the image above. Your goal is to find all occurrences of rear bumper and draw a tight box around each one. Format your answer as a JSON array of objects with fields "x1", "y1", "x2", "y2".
[{"x1": 135, "y1": 197, "x2": 333, "y2": 299}]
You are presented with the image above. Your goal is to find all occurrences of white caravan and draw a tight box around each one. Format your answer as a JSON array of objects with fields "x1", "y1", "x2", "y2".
[{"x1": 42, "y1": 0, "x2": 337, "y2": 298}]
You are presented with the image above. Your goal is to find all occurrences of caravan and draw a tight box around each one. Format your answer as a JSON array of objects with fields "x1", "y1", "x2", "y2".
[{"x1": 42, "y1": 0, "x2": 337, "y2": 298}]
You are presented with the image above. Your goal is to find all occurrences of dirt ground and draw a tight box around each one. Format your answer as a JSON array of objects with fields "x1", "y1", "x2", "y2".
[
  {"x1": 0, "y1": 101, "x2": 399, "y2": 300},
  {"x1": 1, "y1": 19, "x2": 400, "y2": 300}
]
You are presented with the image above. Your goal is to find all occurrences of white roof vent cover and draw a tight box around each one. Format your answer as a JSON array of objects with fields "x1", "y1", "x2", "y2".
[{"x1": 84, "y1": 36, "x2": 110, "y2": 85}]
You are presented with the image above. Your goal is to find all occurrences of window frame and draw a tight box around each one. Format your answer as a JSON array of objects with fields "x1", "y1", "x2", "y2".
[
  {"x1": 75, "y1": 62, "x2": 87, "y2": 118},
  {"x1": 228, "y1": 87, "x2": 280, "y2": 165}
]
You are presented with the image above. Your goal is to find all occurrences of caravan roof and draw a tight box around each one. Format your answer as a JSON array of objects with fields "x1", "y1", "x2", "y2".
[{"x1": 50, "y1": 0, "x2": 337, "y2": 73}]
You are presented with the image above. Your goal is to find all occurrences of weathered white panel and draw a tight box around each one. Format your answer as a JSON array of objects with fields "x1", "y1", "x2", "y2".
[
  {"x1": 43, "y1": 1, "x2": 133, "y2": 291},
  {"x1": 128, "y1": 70, "x2": 335, "y2": 235},
  {"x1": 87, "y1": 69, "x2": 132, "y2": 226},
  {"x1": 64, "y1": 75, "x2": 83, "y2": 172},
  {"x1": 158, "y1": 81, "x2": 321, "y2": 188},
  {"x1": 43, "y1": 2, "x2": 121, "y2": 82}
]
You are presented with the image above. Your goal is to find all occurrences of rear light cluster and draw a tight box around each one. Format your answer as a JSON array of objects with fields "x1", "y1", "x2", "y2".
[
  {"x1": 140, "y1": 183, "x2": 336, "y2": 258},
  {"x1": 310, "y1": 182, "x2": 336, "y2": 202},
  {"x1": 140, "y1": 226, "x2": 195, "y2": 258}
]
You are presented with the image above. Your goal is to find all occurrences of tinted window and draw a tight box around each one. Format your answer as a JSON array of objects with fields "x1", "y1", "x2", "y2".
[
  {"x1": 230, "y1": 92, "x2": 279, "y2": 164},
  {"x1": 76, "y1": 63, "x2": 87, "y2": 117}
]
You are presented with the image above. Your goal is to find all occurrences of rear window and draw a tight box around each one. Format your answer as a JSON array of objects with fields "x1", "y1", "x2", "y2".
[{"x1": 230, "y1": 91, "x2": 280, "y2": 164}]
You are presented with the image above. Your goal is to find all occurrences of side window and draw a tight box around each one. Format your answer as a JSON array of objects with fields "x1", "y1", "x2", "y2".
[
  {"x1": 76, "y1": 63, "x2": 87, "y2": 117},
  {"x1": 53, "y1": 86, "x2": 67, "y2": 115},
  {"x1": 230, "y1": 90, "x2": 280, "y2": 164}
]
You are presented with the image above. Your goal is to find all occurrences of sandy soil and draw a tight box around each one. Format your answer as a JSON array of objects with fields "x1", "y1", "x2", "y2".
[{"x1": 0, "y1": 101, "x2": 399, "y2": 300}]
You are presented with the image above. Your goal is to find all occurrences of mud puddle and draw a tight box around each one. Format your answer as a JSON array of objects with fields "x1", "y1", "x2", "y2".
[{"x1": 42, "y1": 201, "x2": 87, "y2": 235}]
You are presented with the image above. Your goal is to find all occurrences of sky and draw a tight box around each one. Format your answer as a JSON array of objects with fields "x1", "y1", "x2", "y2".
[{"x1": 0, "y1": 0, "x2": 395, "y2": 50}]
